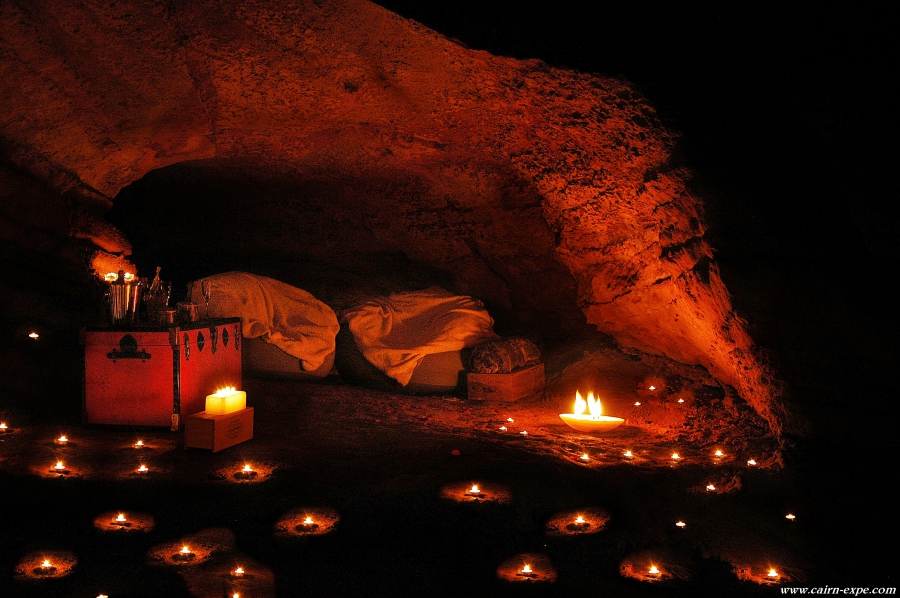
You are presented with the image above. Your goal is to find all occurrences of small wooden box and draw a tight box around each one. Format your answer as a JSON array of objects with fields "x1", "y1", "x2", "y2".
[
  {"x1": 467, "y1": 363, "x2": 545, "y2": 402},
  {"x1": 184, "y1": 407, "x2": 254, "y2": 452}
]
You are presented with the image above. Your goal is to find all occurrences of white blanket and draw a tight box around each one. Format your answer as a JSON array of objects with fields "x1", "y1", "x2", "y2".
[
  {"x1": 190, "y1": 272, "x2": 339, "y2": 373},
  {"x1": 342, "y1": 287, "x2": 497, "y2": 386}
]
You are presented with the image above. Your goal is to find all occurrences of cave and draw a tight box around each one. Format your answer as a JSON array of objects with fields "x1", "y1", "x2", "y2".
[{"x1": 1, "y1": 1, "x2": 896, "y2": 595}]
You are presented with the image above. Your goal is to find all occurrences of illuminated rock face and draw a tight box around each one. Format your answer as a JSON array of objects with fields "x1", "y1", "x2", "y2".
[{"x1": 0, "y1": 0, "x2": 786, "y2": 434}]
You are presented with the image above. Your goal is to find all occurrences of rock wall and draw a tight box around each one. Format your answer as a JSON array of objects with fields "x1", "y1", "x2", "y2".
[{"x1": 0, "y1": 0, "x2": 789, "y2": 435}]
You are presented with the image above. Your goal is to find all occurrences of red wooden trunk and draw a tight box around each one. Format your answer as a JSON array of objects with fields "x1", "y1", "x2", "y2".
[{"x1": 83, "y1": 318, "x2": 242, "y2": 429}]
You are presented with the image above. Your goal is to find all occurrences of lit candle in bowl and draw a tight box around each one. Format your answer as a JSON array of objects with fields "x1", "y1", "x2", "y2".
[
  {"x1": 134, "y1": 439, "x2": 145, "y2": 449},
  {"x1": 52, "y1": 460, "x2": 68, "y2": 474},
  {"x1": 231, "y1": 566, "x2": 245, "y2": 577},
  {"x1": 54, "y1": 435, "x2": 68, "y2": 446},
  {"x1": 114, "y1": 513, "x2": 129, "y2": 527},
  {"x1": 467, "y1": 484, "x2": 481, "y2": 497},
  {"x1": 767, "y1": 568, "x2": 780, "y2": 580},
  {"x1": 559, "y1": 391, "x2": 624, "y2": 433},
  {"x1": 205, "y1": 386, "x2": 246, "y2": 415},
  {"x1": 670, "y1": 452, "x2": 681, "y2": 461},
  {"x1": 39, "y1": 559, "x2": 56, "y2": 574},
  {"x1": 136, "y1": 464, "x2": 149, "y2": 474},
  {"x1": 648, "y1": 565, "x2": 660, "y2": 576}
]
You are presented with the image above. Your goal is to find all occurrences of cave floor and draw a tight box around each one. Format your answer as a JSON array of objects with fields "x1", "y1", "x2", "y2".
[{"x1": 0, "y1": 377, "x2": 888, "y2": 597}]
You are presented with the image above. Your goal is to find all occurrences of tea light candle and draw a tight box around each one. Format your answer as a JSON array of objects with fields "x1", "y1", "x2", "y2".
[
  {"x1": 136, "y1": 464, "x2": 149, "y2": 474},
  {"x1": 559, "y1": 391, "x2": 624, "y2": 433},
  {"x1": 467, "y1": 484, "x2": 481, "y2": 496},
  {"x1": 55, "y1": 435, "x2": 68, "y2": 446},
  {"x1": 114, "y1": 513, "x2": 128, "y2": 526},
  {"x1": 38, "y1": 559, "x2": 56, "y2": 574},
  {"x1": 174, "y1": 545, "x2": 195, "y2": 561},
  {"x1": 499, "y1": 425, "x2": 507, "y2": 431},
  {"x1": 580, "y1": 453, "x2": 590, "y2": 461},
  {"x1": 29, "y1": 332, "x2": 40, "y2": 340},
  {"x1": 53, "y1": 460, "x2": 67, "y2": 472},
  {"x1": 648, "y1": 385, "x2": 656, "y2": 391},
  {"x1": 634, "y1": 401, "x2": 641, "y2": 406},
  {"x1": 767, "y1": 568, "x2": 779, "y2": 579},
  {"x1": 623, "y1": 449, "x2": 633, "y2": 458},
  {"x1": 677, "y1": 398, "x2": 684, "y2": 403},
  {"x1": 676, "y1": 521, "x2": 686, "y2": 528},
  {"x1": 747, "y1": 458, "x2": 757, "y2": 466},
  {"x1": 785, "y1": 513, "x2": 796, "y2": 521},
  {"x1": 235, "y1": 463, "x2": 257, "y2": 479},
  {"x1": 0, "y1": 422, "x2": 8, "y2": 432},
  {"x1": 232, "y1": 566, "x2": 245, "y2": 577},
  {"x1": 671, "y1": 452, "x2": 681, "y2": 461},
  {"x1": 714, "y1": 449, "x2": 724, "y2": 458},
  {"x1": 520, "y1": 430, "x2": 528, "y2": 436},
  {"x1": 507, "y1": 417, "x2": 514, "y2": 423},
  {"x1": 706, "y1": 484, "x2": 716, "y2": 492},
  {"x1": 571, "y1": 515, "x2": 590, "y2": 530},
  {"x1": 205, "y1": 387, "x2": 246, "y2": 415},
  {"x1": 517, "y1": 564, "x2": 537, "y2": 578},
  {"x1": 134, "y1": 440, "x2": 145, "y2": 449},
  {"x1": 648, "y1": 565, "x2": 660, "y2": 576}
]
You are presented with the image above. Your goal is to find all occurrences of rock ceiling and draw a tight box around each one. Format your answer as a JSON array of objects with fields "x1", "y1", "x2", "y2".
[{"x1": 0, "y1": 0, "x2": 789, "y2": 436}]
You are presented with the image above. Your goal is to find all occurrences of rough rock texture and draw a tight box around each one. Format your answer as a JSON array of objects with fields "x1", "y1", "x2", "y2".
[{"x1": 0, "y1": 0, "x2": 787, "y2": 435}]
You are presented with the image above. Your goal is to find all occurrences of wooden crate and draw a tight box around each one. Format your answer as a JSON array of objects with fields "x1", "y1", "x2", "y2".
[
  {"x1": 184, "y1": 407, "x2": 254, "y2": 452},
  {"x1": 467, "y1": 363, "x2": 545, "y2": 402}
]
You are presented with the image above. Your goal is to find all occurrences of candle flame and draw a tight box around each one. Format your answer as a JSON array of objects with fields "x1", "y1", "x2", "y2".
[
  {"x1": 507, "y1": 417, "x2": 514, "y2": 423},
  {"x1": 706, "y1": 484, "x2": 716, "y2": 491},
  {"x1": 242, "y1": 464, "x2": 253, "y2": 473},
  {"x1": 786, "y1": 513, "x2": 796, "y2": 520},
  {"x1": 520, "y1": 430, "x2": 528, "y2": 436},
  {"x1": 648, "y1": 385, "x2": 656, "y2": 390},
  {"x1": 215, "y1": 386, "x2": 237, "y2": 397},
  {"x1": 468, "y1": 484, "x2": 480, "y2": 494},
  {"x1": 135, "y1": 440, "x2": 144, "y2": 447},
  {"x1": 137, "y1": 464, "x2": 148, "y2": 472},
  {"x1": 116, "y1": 513, "x2": 126, "y2": 523},
  {"x1": 575, "y1": 515, "x2": 585, "y2": 524},
  {"x1": 0, "y1": 423, "x2": 7, "y2": 429},
  {"x1": 649, "y1": 565, "x2": 660, "y2": 575},
  {"x1": 41, "y1": 559, "x2": 52, "y2": 568},
  {"x1": 714, "y1": 449, "x2": 724, "y2": 457},
  {"x1": 180, "y1": 546, "x2": 191, "y2": 554},
  {"x1": 574, "y1": 391, "x2": 604, "y2": 418},
  {"x1": 747, "y1": 459, "x2": 757, "y2": 466},
  {"x1": 634, "y1": 401, "x2": 641, "y2": 406},
  {"x1": 676, "y1": 521, "x2": 686, "y2": 528},
  {"x1": 303, "y1": 516, "x2": 315, "y2": 525},
  {"x1": 54, "y1": 460, "x2": 65, "y2": 470},
  {"x1": 29, "y1": 332, "x2": 40, "y2": 339},
  {"x1": 677, "y1": 398, "x2": 684, "y2": 403},
  {"x1": 499, "y1": 425, "x2": 507, "y2": 431},
  {"x1": 767, "y1": 568, "x2": 779, "y2": 578},
  {"x1": 671, "y1": 452, "x2": 681, "y2": 460},
  {"x1": 574, "y1": 390, "x2": 586, "y2": 415},
  {"x1": 57, "y1": 435, "x2": 68, "y2": 443},
  {"x1": 521, "y1": 564, "x2": 532, "y2": 574},
  {"x1": 580, "y1": 453, "x2": 589, "y2": 461},
  {"x1": 623, "y1": 450, "x2": 633, "y2": 457},
  {"x1": 233, "y1": 566, "x2": 244, "y2": 575}
]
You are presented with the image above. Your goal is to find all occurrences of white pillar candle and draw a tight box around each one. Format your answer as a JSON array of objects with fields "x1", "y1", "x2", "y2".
[{"x1": 205, "y1": 387, "x2": 246, "y2": 414}]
